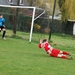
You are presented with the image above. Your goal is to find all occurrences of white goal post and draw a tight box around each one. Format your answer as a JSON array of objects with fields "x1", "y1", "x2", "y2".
[{"x1": 0, "y1": 5, "x2": 45, "y2": 42}]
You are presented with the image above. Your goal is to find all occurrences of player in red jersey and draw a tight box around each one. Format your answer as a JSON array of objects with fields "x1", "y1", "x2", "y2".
[{"x1": 38, "y1": 39, "x2": 73, "y2": 60}]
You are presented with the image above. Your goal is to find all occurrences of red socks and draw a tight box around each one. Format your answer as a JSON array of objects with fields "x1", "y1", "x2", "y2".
[
  {"x1": 62, "y1": 51, "x2": 70, "y2": 55},
  {"x1": 61, "y1": 56, "x2": 68, "y2": 59}
]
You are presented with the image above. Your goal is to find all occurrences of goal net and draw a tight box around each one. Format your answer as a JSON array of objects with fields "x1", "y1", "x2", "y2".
[{"x1": 0, "y1": 5, "x2": 49, "y2": 42}]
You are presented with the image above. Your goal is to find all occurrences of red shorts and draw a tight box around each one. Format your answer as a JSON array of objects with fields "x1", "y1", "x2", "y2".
[{"x1": 50, "y1": 48, "x2": 60, "y2": 57}]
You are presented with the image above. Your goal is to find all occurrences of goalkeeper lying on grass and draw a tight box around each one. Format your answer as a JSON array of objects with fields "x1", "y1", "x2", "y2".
[{"x1": 38, "y1": 39, "x2": 73, "y2": 60}]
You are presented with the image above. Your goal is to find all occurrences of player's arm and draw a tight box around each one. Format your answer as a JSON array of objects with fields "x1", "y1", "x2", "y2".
[
  {"x1": 38, "y1": 39, "x2": 42, "y2": 48},
  {"x1": 2, "y1": 18, "x2": 5, "y2": 26},
  {"x1": 38, "y1": 44, "x2": 42, "y2": 48},
  {"x1": 40, "y1": 39, "x2": 42, "y2": 43}
]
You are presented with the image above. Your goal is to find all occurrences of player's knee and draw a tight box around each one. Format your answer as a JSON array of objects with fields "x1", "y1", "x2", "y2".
[
  {"x1": 57, "y1": 54, "x2": 64, "y2": 57},
  {"x1": 0, "y1": 28, "x2": 1, "y2": 31},
  {"x1": 59, "y1": 51, "x2": 63, "y2": 54},
  {"x1": 3, "y1": 29, "x2": 6, "y2": 34},
  {"x1": 3, "y1": 28, "x2": 6, "y2": 31}
]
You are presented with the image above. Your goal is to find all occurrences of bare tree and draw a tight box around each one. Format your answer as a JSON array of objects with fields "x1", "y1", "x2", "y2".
[{"x1": 13, "y1": 0, "x2": 20, "y2": 35}]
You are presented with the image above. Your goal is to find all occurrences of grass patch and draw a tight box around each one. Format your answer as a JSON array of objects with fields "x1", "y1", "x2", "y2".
[{"x1": 0, "y1": 30, "x2": 75, "y2": 75}]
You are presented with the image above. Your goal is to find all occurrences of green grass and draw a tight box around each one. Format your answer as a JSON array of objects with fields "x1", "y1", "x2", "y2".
[{"x1": 0, "y1": 30, "x2": 75, "y2": 75}]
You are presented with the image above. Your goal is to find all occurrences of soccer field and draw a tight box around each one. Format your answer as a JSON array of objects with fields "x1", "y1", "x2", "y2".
[{"x1": 0, "y1": 30, "x2": 75, "y2": 75}]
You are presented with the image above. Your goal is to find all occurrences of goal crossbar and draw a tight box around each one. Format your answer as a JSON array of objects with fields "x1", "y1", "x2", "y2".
[{"x1": 0, "y1": 5, "x2": 35, "y2": 9}]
